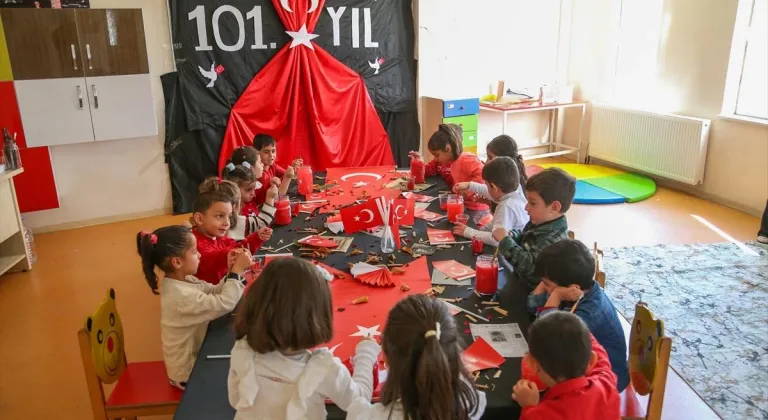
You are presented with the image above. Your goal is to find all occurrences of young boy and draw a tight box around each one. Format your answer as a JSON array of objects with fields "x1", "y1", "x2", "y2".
[
  {"x1": 252, "y1": 133, "x2": 303, "y2": 204},
  {"x1": 529, "y1": 239, "x2": 629, "y2": 391},
  {"x1": 453, "y1": 157, "x2": 529, "y2": 246},
  {"x1": 512, "y1": 311, "x2": 620, "y2": 419},
  {"x1": 492, "y1": 167, "x2": 576, "y2": 290}
]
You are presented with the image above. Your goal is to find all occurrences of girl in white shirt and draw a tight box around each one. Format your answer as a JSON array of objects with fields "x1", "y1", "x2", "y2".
[
  {"x1": 228, "y1": 257, "x2": 380, "y2": 420},
  {"x1": 136, "y1": 225, "x2": 249, "y2": 389},
  {"x1": 346, "y1": 295, "x2": 487, "y2": 420}
]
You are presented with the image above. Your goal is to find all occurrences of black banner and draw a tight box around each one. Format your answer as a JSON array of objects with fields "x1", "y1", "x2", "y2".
[{"x1": 166, "y1": 0, "x2": 418, "y2": 213}]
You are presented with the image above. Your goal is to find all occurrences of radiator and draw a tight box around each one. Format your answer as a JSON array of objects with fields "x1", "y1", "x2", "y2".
[{"x1": 588, "y1": 104, "x2": 711, "y2": 185}]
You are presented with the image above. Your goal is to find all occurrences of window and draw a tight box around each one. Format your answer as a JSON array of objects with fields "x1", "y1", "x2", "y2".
[{"x1": 722, "y1": 0, "x2": 768, "y2": 122}]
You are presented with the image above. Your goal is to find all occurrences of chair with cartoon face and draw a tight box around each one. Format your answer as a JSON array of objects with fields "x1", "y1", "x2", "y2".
[
  {"x1": 621, "y1": 302, "x2": 672, "y2": 420},
  {"x1": 77, "y1": 289, "x2": 182, "y2": 420}
]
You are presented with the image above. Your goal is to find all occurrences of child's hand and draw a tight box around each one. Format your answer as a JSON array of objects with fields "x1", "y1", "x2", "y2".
[
  {"x1": 454, "y1": 182, "x2": 470, "y2": 193},
  {"x1": 285, "y1": 165, "x2": 295, "y2": 179},
  {"x1": 408, "y1": 150, "x2": 423, "y2": 161},
  {"x1": 492, "y1": 227, "x2": 509, "y2": 242},
  {"x1": 257, "y1": 227, "x2": 273, "y2": 241},
  {"x1": 265, "y1": 185, "x2": 279, "y2": 203},
  {"x1": 230, "y1": 249, "x2": 253, "y2": 275},
  {"x1": 453, "y1": 223, "x2": 468, "y2": 236},
  {"x1": 270, "y1": 177, "x2": 282, "y2": 188},
  {"x1": 555, "y1": 285, "x2": 583, "y2": 302},
  {"x1": 533, "y1": 281, "x2": 547, "y2": 295},
  {"x1": 512, "y1": 379, "x2": 540, "y2": 407},
  {"x1": 291, "y1": 158, "x2": 303, "y2": 169}
]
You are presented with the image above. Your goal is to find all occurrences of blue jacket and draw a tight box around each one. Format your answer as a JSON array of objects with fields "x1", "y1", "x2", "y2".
[{"x1": 528, "y1": 280, "x2": 630, "y2": 391}]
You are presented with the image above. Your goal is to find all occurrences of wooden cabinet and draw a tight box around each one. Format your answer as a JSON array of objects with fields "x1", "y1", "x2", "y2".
[
  {"x1": 88, "y1": 74, "x2": 156, "y2": 142},
  {"x1": 1, "y1": 9, "x2": 83, "y2": 80},
  {"x1": 14, "y1": 78, "x2": 95, "y2": 147},
  {"x1": 75, "y1": 9, "x2": 149, "y2": 77},
  {"x1": 0, "y1": 8, "x2": 156, "y2": 147}
]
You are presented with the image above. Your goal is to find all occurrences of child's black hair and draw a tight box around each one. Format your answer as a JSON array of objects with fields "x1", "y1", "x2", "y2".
[
  {"x1": 381, "y1": 295, "x2": 480, "y2": 420},
  {"x1": 528, "y1": 311, "x2": 592, "y2": 381},
  {"x1": 223, "y1": 163, "x2": 258, "y2": 186},
  {"x1": 481, "y1": 156, "x2": 521, "y2": 194},
  {"x1": 427, "y1": 124, "x2": 463, "y2": 160},
  {"x1": 234, "y1": 257, "x2": 333, "y2": 353},
  {"x1": 534, "y1": 239, "x2": 595, "y2": 290},
  {"x1": 230, "y1": 146, "x2": 260, "y2": 167},
  {"x1": 525, "y1": 167, "x2": 576, "y2": 213},
  {"x1": 252, "y1": 133, "x2": 276, "y2": 150},
  {"x1": 487, "y1": 134, "x2": 528, "y2": 190},
  {"x1": 135, "y1": 226, "x2": 193, "y2": 294}
]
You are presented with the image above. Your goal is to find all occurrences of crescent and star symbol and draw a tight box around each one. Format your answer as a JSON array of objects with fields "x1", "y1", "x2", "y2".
[
  {"x1": 356, "y1": 209, "x2": 375, "y2": 223},
  {"x1": 279, "y1": 0, "x2": 319, "y2": 13},
  {"x1": 286, "y1": 24, "x2": 319, "y2": 50},
  {"x1": 340, "y1": 172, "x2": 384, "y2": 181},
  {"x1": 450, "y1": 267, "x2": 469, "y2": 276},
  {"x1": 394, "y1": 204, "x2": 407, "y2": 219}
]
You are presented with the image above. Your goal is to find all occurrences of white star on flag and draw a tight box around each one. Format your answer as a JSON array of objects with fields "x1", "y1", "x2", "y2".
[
  {"x1": 350, "y1": 324, "x2": 382, "y2": 337},
  {"x1": 353, "y1": 181, "x2": 368, "y2": 187},
  {"x1": 286, "y1": 24, "x2": 319, "y2": 50},
  {"x1": 354, "y1": 216, "x2": 361, "y2": 221}
]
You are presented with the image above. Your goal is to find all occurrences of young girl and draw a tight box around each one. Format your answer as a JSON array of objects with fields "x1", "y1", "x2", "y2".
[
  {"x1": 486, "y1": 134, "x2": 528, "y2": 191},
  {"x1": 228, "y1": 257, "x2": 380, "y2": 419},
  {"x1": 192, "y1": 179, "x2": 272, "y2": 284},
  {"x1": 410, "y1": 124, "x2": 489, "y2": 211},
  {"x1": 136, "y1": 225, "x2": 250, "y2": 390},
  {"x1": 347, "y1": 295, "x2": 486, "y2": 419},
  {"x1": 223, "y1": 162, "x2": 279, "y2": 232}
]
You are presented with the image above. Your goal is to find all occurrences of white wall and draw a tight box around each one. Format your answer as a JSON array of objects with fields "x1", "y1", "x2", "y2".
[
  {"x1": 24, "y1": 0, "x2": 174, "y2": 230},
  {"x1": 566, "y1": 0, "x2": 768, "y2": 215}
]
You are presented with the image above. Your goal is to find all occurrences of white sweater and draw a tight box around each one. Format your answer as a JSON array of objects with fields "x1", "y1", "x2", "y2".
[
  {"x1": 346, "y1": 387, "x2": 487, "y2": 420},
  {"x1": 461, "y1": 183, "x2": 529, "y2": 246},
  {"x1": 228, "y1": 339, "x2": 380, "y2": 420},
  {"x1": 160, "y1": 276, "x2": 244, "y2": 383}
]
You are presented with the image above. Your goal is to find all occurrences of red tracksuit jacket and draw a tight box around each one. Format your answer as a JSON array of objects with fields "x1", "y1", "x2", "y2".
[
  {"x1": 192, "y1": 229, "x2": 263, "y2": 285},
  {"x1": 520, "y1": 335, "x2": 621, "y2": 420}
]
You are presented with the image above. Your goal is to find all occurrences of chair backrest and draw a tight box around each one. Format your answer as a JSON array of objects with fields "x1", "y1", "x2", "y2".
[
  {"x1": 78, "y1": 288, "x2": 128, "y2": 420},
  {"x1": 567, "y1": 230, "x2": 575, "y2": 240},
  {"x1": 628, "y1": 302, "x2": 672, "y2": 420},
  {"x1": 594, "y1": 242, "x2": 606, "y2": 288}
]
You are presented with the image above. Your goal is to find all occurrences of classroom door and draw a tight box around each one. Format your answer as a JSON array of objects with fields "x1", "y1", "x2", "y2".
[
  {"x1": 0, "y1": 9, "x2": 84, "y2": 80},
  {"x1": 75, "y1": 9, "x2": 149, "y2": 77}
]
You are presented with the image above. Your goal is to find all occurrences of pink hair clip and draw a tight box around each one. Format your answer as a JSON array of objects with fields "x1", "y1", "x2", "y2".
[
  {"x1": 217, "y1": 175, "x2": 223, "y2": 184},
  {"x1": 150, "y1": 234, "x2": 158, "y2": 244}
]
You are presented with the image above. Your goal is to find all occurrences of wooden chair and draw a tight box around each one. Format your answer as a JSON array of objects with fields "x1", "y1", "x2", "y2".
[
  {"x1": 621, "y1": 302, "x2": 672, "y2": 420},
  {"x1": 567, "y1": 230, "x2": 575, "y2": 240},
  {"x1": 78, "y1": 289, "x2": 183, "y2": 420},
  {"x1": 594, "y1": 242, "x2": 606, "y2": 288}
]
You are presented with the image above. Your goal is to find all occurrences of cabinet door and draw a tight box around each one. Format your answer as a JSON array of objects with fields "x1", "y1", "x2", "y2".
[
  {"x1": 14, "y1": 78, "x2": 95, "y2": 147},
  {"x1": 75, "y1": 9, "x2": 149, "y2": 77},
  {"x1": 88, "y1": 74, "x2": 156, "y2": 142},
  {"x1": 1, "y1": 9, "x2": 84, "y2": 80}
]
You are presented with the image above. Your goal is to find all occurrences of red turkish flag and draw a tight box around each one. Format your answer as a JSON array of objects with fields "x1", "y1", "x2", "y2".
[
  {"x1": 390, "y1": 198, "x2": 415, "y2": 226},
  {"x1": 340, "y1": 199, "x2": 383, "y2": 233}
]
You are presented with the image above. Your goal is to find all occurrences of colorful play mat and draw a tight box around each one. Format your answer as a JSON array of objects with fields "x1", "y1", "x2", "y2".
[{"x1": 526, "y1": 163, "x2": 656, "y2": 204}]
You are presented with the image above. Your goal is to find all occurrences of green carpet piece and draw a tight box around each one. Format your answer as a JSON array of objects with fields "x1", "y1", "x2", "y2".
[{"x1": 582, "y1": 173, "x2": 656, "y2": 202}]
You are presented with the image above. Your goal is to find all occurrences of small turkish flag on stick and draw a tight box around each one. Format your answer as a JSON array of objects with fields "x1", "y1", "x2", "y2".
[
  {"x1": 390, "y1": 198, "x2": 415, "y2": 226},
  {"x1": 340, "y1": 199, "x2": 384, "y2": 233}
]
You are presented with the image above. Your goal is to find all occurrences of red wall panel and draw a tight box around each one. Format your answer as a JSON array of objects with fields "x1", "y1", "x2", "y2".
[
  {"x1": 0, "y1": 81, "x2": 26, "y2": 148},
  {"x1": 13, "y1": 147, "x2": 59, "y2": 212}
]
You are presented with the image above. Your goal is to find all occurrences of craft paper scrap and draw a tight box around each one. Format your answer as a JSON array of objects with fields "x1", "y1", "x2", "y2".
[
  {"x1": 432, "y1": 260, "x2": 476, "y2": 281},
  {"x1": 469, "y1": 323, "x2": 529, "y2": 358},
  {"x1": 427, "y1": 228, "x2": 456, "y2": 245},
  {"x1": 431, "y1": 269, "x2": 472, "y2": 286},
  {"x1": 461, "y1": 337, "x2": 506, "y2": 372}
]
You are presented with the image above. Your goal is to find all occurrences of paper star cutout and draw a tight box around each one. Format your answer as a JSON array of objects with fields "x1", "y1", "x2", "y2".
[
  {"x1": 353, "y1": 181, "x2": 368, "y2": 187},
  {"x1": 350, "y1": 324, "x2": 382, "y2": 337},
  {"x1": 286, "y1": 24, "x2": 319, "y2": 50}
]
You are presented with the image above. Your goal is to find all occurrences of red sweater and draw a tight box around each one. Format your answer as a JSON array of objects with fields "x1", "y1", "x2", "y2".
[
  {"x1": 192, "y1": 229, "x2": 264, "y2": 285},
  {"x1": 253, "y1": 164, "x2": 286, "y2": 206},
  {"x1": 425, "y1": 159, "x2": 453, "y2": 186},
  {"x1": 521, "y1": 335, "x2": 621, "y2": 420}
]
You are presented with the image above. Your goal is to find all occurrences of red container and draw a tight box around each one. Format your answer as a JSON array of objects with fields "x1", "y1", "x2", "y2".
[
  {"x1": 406, "y1": 176, "x2": 416, "y2": 191},
  {"x1": 475, "y1": 255, "x2": 498, "y2": 295},
  {"x1": 297, "y1": 166, "x2": 313, "y2": 196},
  {"x1": 274, "y1": 195, "x2": 292, "y2": 225},
  {"x1": 439, "y1": 193, "x2": 449, "y2": 211},
  {"x1": 472, "y1": 236, "x2": 484, "y2": 255},
  {"x1": 290, "y1": 199, "x2": 301, "y2": 216},
  {"x1": 446, "y1": 195, "x2": 464, "y2": 223},
  {"x1": 410, "y1": 157, "x2": 425, "y2": 184}
]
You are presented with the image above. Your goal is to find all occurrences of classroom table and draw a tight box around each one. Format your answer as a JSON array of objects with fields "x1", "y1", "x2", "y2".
[{"x1": 173, "y1": 175, "x2": 532, "y2": 420}]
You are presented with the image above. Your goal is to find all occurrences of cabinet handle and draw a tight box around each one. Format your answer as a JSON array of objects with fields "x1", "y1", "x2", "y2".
[
  {"x1": 92, "y1": 85, "x2": 99, "y2": 109},
  {"x1": 71, "y1": 44, "x2": 78, "y2": 70},
  {"x1": 86, "y1": 44, "x2": 93, "y2": 70},
  {"x1": 77, "y1": 85, "x2": 83, "y2": 109}
]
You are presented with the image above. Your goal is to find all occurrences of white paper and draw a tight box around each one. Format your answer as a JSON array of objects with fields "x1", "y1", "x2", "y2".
[
  {"x1": 326, "y1": 221, "x2": 344, "y2": 234},
  {"x1": 431, "y1": 268, "x2": 473, "y2": 286},
  {"x1": 469, "y1": 323, "x2": 529, "y2": 358},
  {"x1": 414, "y1": 202, "x2": 431, "y2": 211}
]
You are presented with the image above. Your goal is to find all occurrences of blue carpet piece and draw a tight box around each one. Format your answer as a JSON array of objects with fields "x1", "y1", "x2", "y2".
[{"x1": 573, "y1": 180, "x2": 626, "y2": 204}]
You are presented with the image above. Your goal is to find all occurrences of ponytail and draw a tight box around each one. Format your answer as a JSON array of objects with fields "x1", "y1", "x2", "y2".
[
  {"x1": 487, "y1": 134, "x2": 528, "y2": 190},
  {"x1": 428, "y1": 124, "x2": 463, "y2": 160},
  {"x1": 412, "y1": 323, "x2": 456, "y2": 419},
  {"x1": 135, "y1": 226, "x2": 193, "y2": 294}
]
